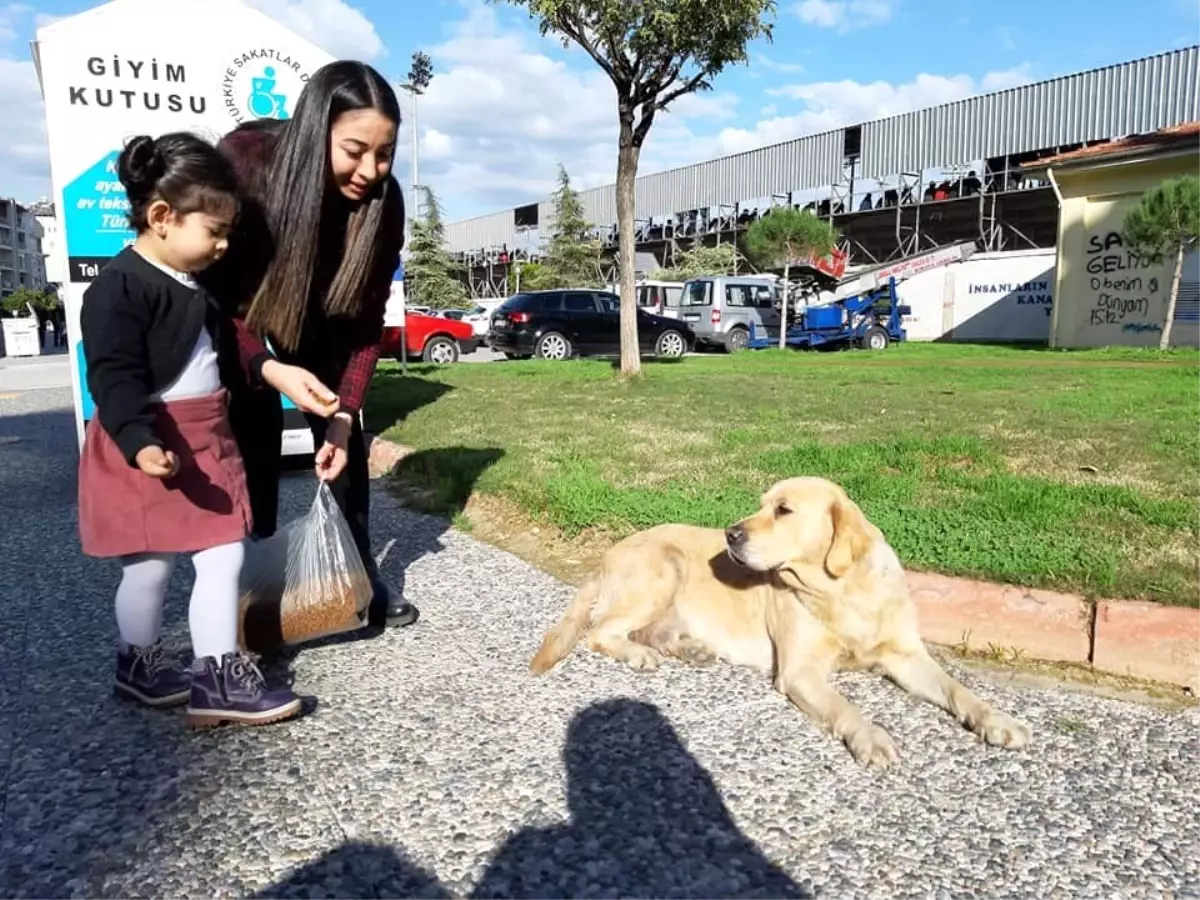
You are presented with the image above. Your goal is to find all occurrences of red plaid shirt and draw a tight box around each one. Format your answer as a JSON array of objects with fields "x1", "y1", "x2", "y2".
[{"x1": 214, "y1": 124, "x2": 403, "y2": 417}]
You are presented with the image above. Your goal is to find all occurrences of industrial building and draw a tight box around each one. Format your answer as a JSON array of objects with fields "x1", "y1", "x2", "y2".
[{"x1": 445, "y1": 46, "x2": 1200, "y2": 301}]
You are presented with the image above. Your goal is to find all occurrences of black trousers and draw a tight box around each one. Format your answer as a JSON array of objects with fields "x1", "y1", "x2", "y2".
[{"x1": 228, "y1": 388, "x2": 374, "y2": 572}]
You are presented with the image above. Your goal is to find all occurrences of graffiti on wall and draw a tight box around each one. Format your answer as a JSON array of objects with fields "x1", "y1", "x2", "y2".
[{"x1": 1083, "y1": 230, "x2": 1164, "y2": 336}]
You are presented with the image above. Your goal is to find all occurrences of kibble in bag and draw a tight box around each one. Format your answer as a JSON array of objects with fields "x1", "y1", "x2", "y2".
[{"x1": 238, "y1": 482, "x2": 373, "y2": 653}]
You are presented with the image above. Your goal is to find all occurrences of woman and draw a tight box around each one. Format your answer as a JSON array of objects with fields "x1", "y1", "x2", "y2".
[{"x1": 201, "y1": 60, "x2": 417, "y2": 630}]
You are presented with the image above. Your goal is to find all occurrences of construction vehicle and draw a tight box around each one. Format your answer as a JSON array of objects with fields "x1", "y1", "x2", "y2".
[
  {"x1": 747, "y1": 241, "x2": 975, "y2": 352},
  {"x1": 747, "y1": 277, "x2": 910, "y2": 351}
]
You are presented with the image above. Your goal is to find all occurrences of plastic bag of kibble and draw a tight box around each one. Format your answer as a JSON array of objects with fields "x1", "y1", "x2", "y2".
[{"x1": 238, "y1": 482, "x2": 373, "y2": 653}]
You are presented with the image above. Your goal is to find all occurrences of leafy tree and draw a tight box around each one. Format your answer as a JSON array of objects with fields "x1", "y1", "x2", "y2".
[
  {"x1": 1, "y1": 286, "x2": 52, "y2": 318},
  {"x1": 1122, "y1": 175, "x2": 1199, "y2": 350},
  {"x1": 744, "y1": 207, "x2": 839, "y2": 349},
  {"x1": 650, "y1": 243, "x2": 743, "y2": 281},
  {"x1": 406, "y1": 186, "x2": 470, "y2": 310},
  {"x1": 515, "y1": 261, "x2": 558, "y2": 292},
  {"x1": 500, "y1": 0, "x2": 776, "y2": 375},
  {"x1": 538, "y1": 163, "x2": 604, "y2": 288}
]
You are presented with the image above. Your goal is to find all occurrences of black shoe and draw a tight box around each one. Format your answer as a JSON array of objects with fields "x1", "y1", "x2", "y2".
[{"x1": 366, "y1": 572, "x2": 420, "y2": 629}]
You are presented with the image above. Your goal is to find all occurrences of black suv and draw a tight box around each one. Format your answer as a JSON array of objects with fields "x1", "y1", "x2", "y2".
[{"x1": 487, "y1": 289, "x2": 695, "y2": 360}]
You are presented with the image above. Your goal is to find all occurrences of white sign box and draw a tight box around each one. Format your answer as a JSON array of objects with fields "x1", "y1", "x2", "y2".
[{"x1": 33, "y1": 0, "x2": 332, "y2": 450}]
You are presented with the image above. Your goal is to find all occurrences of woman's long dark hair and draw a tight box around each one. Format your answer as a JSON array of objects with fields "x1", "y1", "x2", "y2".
[{"x1": 245, "y1": 60, "x2": 402, "y2": 353}]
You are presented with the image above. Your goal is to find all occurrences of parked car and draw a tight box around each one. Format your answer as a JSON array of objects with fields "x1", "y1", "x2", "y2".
[
  {"x1": 487, "y1": 289, "x2": 694, "y2": 360},
  {"x1": 677, "y1": 275, "x2": 782, "y2": 352},
  {"x1": 380, "y1": 310, "x2": 480, "y2": 364}
]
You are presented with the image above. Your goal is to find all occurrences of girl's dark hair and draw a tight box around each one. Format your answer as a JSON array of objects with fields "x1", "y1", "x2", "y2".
[
  {"x1": 117, "y1": 132, "x2": 239, "y2": 232},
  {"x1": 245, "y1": 60, "x2": 402, "y2": 353}
]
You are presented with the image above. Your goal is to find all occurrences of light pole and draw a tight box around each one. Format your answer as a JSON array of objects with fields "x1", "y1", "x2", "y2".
[
  {"x1": 398, "y1": 51, "x2": 433, "y2": 220},
  {"x1": 397, "y1": 51, "x2": 432, "y2": 374}
]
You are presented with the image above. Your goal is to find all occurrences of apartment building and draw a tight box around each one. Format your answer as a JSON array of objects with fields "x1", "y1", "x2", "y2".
[{"x1": 0, "y1": 197, "x2": 48, "y2": 298}]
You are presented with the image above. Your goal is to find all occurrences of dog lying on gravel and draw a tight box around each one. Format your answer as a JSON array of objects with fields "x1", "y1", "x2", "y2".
[{"x1": 529, "y1": 476, "x2": 1031, "y2": 769}]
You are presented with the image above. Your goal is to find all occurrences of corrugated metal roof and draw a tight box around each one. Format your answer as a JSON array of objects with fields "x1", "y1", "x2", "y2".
[
  {"x1": 860, "y1": 47, "x2": 1199, "y2": 176},
  {"x1": 447, "y1": 46, "x2": 1200, "y2": 253}
]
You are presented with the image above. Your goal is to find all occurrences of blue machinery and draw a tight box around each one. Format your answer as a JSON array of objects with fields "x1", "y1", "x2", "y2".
[{"x1": 747, "y1": 276, "x2": 910, "y2": 351}]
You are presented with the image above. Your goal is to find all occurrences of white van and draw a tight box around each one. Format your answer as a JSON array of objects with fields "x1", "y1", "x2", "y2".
[{"x1": 636, "y1": 280, "x2": 685, "y2": 319}]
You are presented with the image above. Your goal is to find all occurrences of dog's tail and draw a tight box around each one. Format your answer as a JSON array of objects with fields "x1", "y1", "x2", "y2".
[{"x1": 529, "y1": 578, "x2": 598, "y2": 675}]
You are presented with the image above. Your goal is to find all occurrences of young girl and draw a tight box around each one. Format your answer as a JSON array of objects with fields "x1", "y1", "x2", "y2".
[{"x1": 77, "y1": 131, "x2": 308, "y2": 727}]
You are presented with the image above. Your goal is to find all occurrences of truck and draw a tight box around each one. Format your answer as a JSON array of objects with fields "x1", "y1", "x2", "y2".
[
  {"x1": 745, "y1": 241, "x2": 976, "y2": 352},
  {"x1": 747, "y1": 276, "x2": 910, "y2": 351}
]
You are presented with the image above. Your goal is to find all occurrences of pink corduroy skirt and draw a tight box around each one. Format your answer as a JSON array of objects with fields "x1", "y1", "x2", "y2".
[{"x1": 78, "y1": 389, "x2": 254, "y2": 558}]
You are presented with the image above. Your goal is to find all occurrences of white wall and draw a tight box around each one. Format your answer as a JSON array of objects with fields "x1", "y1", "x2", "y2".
[
  {"x1": 897, "y1": 249, "x2": 1056, "y2": 342},
  {"x1": 35, "y1": 213, "x2": 66, "y2": 289}
]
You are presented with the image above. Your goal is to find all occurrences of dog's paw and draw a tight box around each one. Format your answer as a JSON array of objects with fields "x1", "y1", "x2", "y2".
[
  {"x1": 674, "y1": 639, "x2": 717, "y2": 667},
  {"x1": 847, "y1": 723, "x2": 900, "y2": 770},
  {"x1": 623, "y1": 645, "x2": 663, "y2": 672},
  {"x1": 978, "y1": 711, "x2": 1031, "y2": 750}
]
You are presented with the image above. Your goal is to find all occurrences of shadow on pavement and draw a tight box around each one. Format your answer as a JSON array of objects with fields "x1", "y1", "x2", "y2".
[
  {"x1": 246, "y1": 699, "x2": 806, "y2": 899},
  {"x1": 472, "y1": 698, "x2": 810, "y2": 899},
  {"x1": 251, "y1": 841, "x2": 450, "y2": 899}
]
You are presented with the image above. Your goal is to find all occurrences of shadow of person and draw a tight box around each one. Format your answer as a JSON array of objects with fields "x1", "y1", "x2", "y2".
[
  {"x1": 251, "y1": 840, "x2": 451, "y2": 899},
  {"x1": 472, "y1": 699, "x2": 809, "y2": 900},
  {"x1": 363, "y1": 370, "x2": 455, "y2": 431}
]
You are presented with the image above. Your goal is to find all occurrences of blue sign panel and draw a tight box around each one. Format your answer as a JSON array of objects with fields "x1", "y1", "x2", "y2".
[{"x1": 63, "y1": 150, "x2": 135, "y2": 259}]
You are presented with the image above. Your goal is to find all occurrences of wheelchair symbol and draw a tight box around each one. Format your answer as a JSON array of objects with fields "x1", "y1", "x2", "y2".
[{"x1": 247, "y1": 66, "x2": 290, "y2": 119}]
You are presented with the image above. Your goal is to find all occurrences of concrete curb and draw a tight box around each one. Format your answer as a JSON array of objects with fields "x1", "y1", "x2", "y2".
[{"x1": 366, "y1": 433, "x2": 1199, "y2": 693}]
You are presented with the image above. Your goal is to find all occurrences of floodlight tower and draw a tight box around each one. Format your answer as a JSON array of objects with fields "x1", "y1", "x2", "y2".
[{"x1": 399, "y1": 51, "x2": 433, "y2": 219}]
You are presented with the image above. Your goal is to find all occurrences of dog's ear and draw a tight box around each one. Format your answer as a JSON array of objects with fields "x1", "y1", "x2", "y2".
[{"x1": 824, "y1": 493, "x2": 871, "y2": 578}]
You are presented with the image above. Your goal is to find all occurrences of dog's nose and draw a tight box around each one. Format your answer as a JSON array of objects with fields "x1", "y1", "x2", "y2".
[{"x1": 725, "y1": 523, "x2": 746, "y2": 545}]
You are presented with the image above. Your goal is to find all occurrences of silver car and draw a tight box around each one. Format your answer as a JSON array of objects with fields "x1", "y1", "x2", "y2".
[{"x1": 676, "y1": 275, "x2": 781, "y2": 351}]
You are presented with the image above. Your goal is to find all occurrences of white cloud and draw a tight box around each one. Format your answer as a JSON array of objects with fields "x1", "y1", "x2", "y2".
[
  {"x1": 793, "y1": 0, "x2": 896, "y2": 32},
  {"x1": 0, "y1": 3, "x2": 49, "y2": 202},
  {"x1": 394, "y1": 4, "x2": 1040, "y2": 224},
  {"x1": 0, "y1": 57, "x2": 49, "y2": 202},
  {"x1": 756, "y1": 54, "x2": 805, "y2": 74},
  {"x1": 717, "y1": 66, "x2": 1034, "y2": 156},
  {"x1": 246, "y1": 0, "x2": 384, "y2": 61},
  {"x1": 408, "y1": 1, "x2": 737, "y2": 219}
]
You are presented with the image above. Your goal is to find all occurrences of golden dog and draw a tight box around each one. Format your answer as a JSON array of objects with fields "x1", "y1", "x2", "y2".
[{"x1": 530, "y1": 476, "x2": 1031, "y2": 769}]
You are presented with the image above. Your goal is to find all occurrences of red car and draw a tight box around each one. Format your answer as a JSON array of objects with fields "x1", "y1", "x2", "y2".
[{"x1": 381, "y1": 311, "x2": 480, "y2": 364}]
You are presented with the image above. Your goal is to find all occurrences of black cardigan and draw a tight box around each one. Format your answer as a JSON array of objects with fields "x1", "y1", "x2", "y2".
[{"x1": 80, "y1": 248, "x2": 229, "y2": 465}]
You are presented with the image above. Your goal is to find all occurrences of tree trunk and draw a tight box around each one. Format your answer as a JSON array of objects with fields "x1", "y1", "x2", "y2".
[
  {"x1": 616, "y1": 118, "x2": 641, "y2": 376},
  {"x1": 1160, "y1": 243, "x2": 1183, "y2": 351},
  {"x1": 778, "y1": 262, "x2": 790, "y2": 350}
]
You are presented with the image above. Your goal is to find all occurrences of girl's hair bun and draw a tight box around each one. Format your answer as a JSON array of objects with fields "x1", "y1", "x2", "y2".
[{"x1": 117, "y1": 135, "x2": 166, "y2": 198}]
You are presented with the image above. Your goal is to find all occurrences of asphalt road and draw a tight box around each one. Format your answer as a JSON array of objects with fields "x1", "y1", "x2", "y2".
[{"x1": 0, "y1": 381, "x2": 1197, "y2": 899}]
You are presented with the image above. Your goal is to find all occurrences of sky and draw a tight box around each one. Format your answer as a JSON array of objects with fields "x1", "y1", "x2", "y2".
[{"x1": 1, "y1": 0, "x2": 1196, "y2": 222}]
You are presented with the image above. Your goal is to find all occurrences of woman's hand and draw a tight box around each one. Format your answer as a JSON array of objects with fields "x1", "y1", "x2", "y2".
[
  {"x1": 315, "y1": 412, "x2": 353, "y2": 482},
  {"x1": 260, "y1": 360, "x2": 340, "y2": 418}
]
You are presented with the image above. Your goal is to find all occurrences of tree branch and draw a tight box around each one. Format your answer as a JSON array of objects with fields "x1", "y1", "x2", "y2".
[
  {"x1": 632, "y1": 57, "x2": 684, "y2": 106},
  {"x1": 655, "y1": 70, "x2": 710, "y2": 111},
  {"x1": 556, "y1": 12, "x2": 620, "y2": 84},
  {"x1": 632, "y1": 105, "x2": 658, "y2": 147}
]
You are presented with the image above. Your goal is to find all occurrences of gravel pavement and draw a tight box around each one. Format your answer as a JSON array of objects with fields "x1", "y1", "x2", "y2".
[{"x1": 1, "y1": 387, "x2": 1198, "y2": 899}]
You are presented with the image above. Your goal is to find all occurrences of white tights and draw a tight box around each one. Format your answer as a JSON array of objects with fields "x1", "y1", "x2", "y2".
[{"x1": 114, "y1": 541, "x2": 243, "y2": 661}]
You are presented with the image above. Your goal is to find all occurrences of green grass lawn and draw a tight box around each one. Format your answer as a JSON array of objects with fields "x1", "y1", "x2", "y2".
[{"x1": 365, "y1": 344, "x2": 1200, "y2": 606}]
